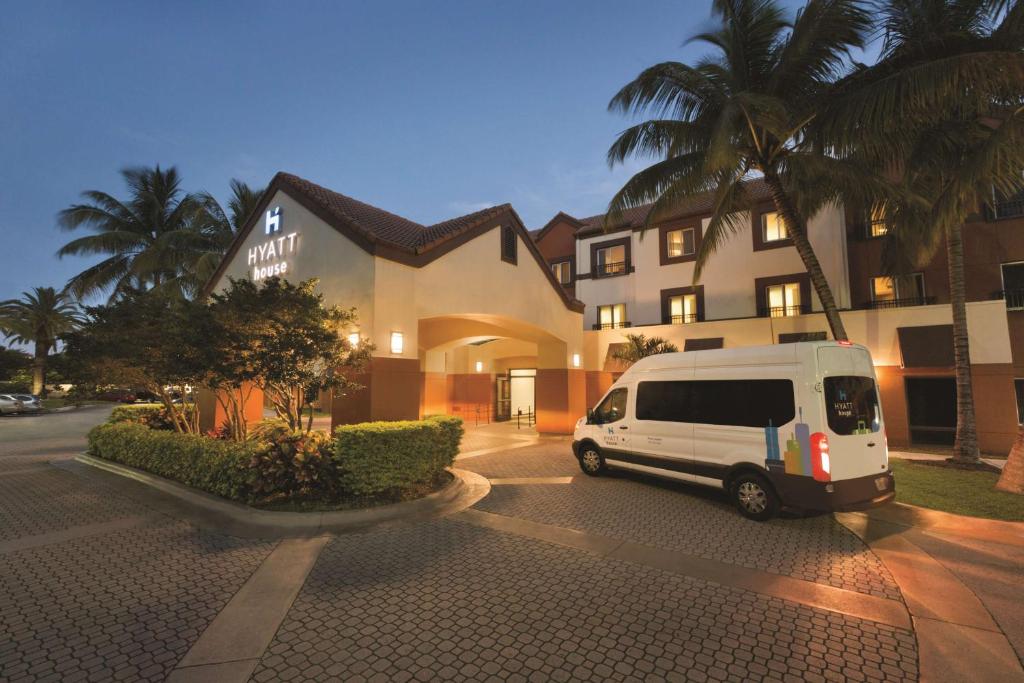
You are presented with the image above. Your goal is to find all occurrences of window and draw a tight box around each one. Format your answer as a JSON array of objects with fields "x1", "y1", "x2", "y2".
[
  {"x1": 635, "y1": 379, "x2": 795, "y2": 428},
  {"x1": 870, "y1": 273, "x2": 925, "y2": 304},
  {"x1": 867, "y1": 205, "x2": 888, "y2": 237},
  {"x1": 592, "y1": 387, "x2": 627, "y2": 424},
  {"x1": 669, "y1": 293, "x2": 698, "y2": 324},
  {"x1": 551, "y1": 260, "x2": 571, "y2": 285},
  {"x1": 594, "y1": 244, "x2": 627, "y2": 276},
  {"x1": 1015, "y1": 379, "x2": 1024, "y2": 424},
  {"x1": 823, "y1": 376, "x2": 881, "y2": 435},
  {"x1": 666, "y1": 228, "x2": 696, "y2": 258},
  {"x1": 500, "y1": 225, "x2": 517, "y2": 264},
  {"x1": 766, "y1": 282, "x2": 802, "y2": 317},
  {"x1": 778, "y1": 331, "x2": 827, "y2": 344},
  {"x1": 761, "y1": 212, "x2": 788, "y2": 242},
  {"x1": 1002, "y1": 262, "x2": 1024, "y2": 310},
  {"x1": 597, "y1": 304, "x2": 627, "y2": 329}
]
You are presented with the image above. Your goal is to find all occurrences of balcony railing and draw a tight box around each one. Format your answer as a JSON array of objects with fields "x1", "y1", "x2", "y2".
[
  {"x1": 592, "y1": 321, "x2": 631, "y2": 330},
  {"x1": 594, "y1": 261, "x2": 628, "y2": 277},
  {"x1": 863, "y1": 296, "x2": 935, "y2": 310},
  {"x1": 666, "y1": 313, "x2": 699, "y2": 324},
  {"x1": 758, "y1": 304, "x2": 810, "y2": 318},
  {"x1": 997, "y1": 289, "x2": 1024, "y2": 310},
  {"x1": 986, "y1": 198, "x2": 1024, "y2": 221}
]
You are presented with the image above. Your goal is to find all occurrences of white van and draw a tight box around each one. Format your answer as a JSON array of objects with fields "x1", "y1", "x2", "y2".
[{"x1": 572, "y1": 341, "x2": 894, "y2": 520}]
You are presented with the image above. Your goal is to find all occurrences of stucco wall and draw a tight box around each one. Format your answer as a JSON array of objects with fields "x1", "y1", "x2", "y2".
[
  {"x1": 211, "y1": 189, "x2": 376, "y2": 334},
  {"x1": 575, "y1": 203, "x2": 850, "y2": 329}
]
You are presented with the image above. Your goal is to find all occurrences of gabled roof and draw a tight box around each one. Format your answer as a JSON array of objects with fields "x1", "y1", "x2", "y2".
[
  {"x1": 203, "y1": 172, "x2": 584, "y2": 312},
  {"x1": 532, "y1": 211, "x2": 586, "y2": 243}
]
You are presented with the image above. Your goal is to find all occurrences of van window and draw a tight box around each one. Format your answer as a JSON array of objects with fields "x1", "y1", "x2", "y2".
[
  {"x1": 636, "y1": 379, "x2": 795, "y2": 428},
  {"x1": 824, "y1": 376, "x2": 881, "y2": 434},
  {"x1": 593, "y1": 387, "x2": 628, "y2": 424}
]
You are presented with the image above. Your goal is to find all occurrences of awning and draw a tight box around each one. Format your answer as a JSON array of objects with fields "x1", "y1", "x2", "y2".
[
  {"x1": 684, "y1": 337, "x2": 724, "y2": 351},
  {"x1": 897, "y1": 324, "x2": 954, "y2": 367}
]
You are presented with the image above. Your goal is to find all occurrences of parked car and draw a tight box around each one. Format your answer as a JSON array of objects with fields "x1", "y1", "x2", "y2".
[
  {"x1": 97, "y1": 388, "x2": 136, "y2": 403},
  {"x1": 572, "y1": 341, "x2": 894, "y2": 521},
  {"x1": 0, "y1": 395, "x2": 24, "y2": 415},
  {"x1": 12, "y1": 394, "x2": 42, "y2": 412}
]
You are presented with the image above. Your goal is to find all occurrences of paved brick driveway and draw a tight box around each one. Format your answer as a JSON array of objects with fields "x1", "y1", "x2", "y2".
[{"x1": 0, "y1": 411, "x2": 922, "y2": 682}]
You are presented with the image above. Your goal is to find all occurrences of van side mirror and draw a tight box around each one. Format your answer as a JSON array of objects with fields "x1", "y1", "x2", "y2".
[{"x1": 587, "y1": 408, "x2": 596, "y2": 424}]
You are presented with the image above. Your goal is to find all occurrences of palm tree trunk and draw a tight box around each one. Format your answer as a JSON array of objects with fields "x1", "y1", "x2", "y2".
[
  {"x1": 31, "y1": 342, "x2": 48, "y2": 396},
  {"x1": 946, "y1": 222, "x2": 980, "y2": 463},
  {"x1": 763, "y1": 173, "x2": 849, "y2": 341},
  {"x1": 995, "y1": 424, "x2": 1024, "y2": 494}
]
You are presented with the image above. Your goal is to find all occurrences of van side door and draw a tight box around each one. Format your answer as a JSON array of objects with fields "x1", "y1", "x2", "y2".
[
  {"x1": 591, "y1": 385, "x2": 632, "y2": 457},
  {"x1": 628, "y1": 379, "x2": 696, "y2": 481}
]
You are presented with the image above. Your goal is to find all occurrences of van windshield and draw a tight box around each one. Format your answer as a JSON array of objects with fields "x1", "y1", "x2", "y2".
[{"x1": 823, "y1": 376, "x2": 881, "y2": 435}]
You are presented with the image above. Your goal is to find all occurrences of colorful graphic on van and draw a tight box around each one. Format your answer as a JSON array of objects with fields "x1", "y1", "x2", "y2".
[{"x1": 763, "y1": 408, "x2": 829, "y2": 480}]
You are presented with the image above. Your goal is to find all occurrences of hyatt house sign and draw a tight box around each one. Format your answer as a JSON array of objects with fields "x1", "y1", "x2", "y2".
[{"x1": 248, "y1": 207, "x2": 299, "y2": 281}]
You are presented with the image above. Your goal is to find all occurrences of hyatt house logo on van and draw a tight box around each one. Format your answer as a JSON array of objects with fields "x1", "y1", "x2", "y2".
[{"x1": 248, "y1": 206, "x2": 299, "y2": 281}]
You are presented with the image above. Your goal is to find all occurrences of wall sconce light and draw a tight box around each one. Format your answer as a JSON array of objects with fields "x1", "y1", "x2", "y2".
[
  {"x1": 390, "y1": 331, "x2": 404, "y2": 355},
  {"x1": 572, "y1": 353, "x2": 581, "y2": 368},
  {"x1": 348, "y1": 332, "x2": 360, "y2": 347},
  {"x1": 475, "y1": 361, "x2": 483, "y2": 373}
]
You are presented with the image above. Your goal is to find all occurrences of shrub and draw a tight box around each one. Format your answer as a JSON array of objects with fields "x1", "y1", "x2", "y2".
[
  {"x1": 108, "y1": 403, "x2": 195, "y2": 430},
  {"x1": 334, "y1": 416, "x2": 463, "y2": 497},
  {"x1": 246, "y1": 420, "x2": 337, "y2": 501},
  {"x1": 87, "y1": 422, "x2": 257, "y2": 502}
]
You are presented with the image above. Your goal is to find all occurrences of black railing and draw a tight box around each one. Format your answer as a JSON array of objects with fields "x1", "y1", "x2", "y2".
[
  {"x1": 592, "y1": 321, "x2": 632, "y2": 330},
  {"x1": 863, "y1": 296, "x2": 935, "y2": 310},
  {"x1": 986, "y1": 198, "x2": 1024, "y2": 221},
  {"x1": 666, "y1": 313, "x2": 699, "y2": 324},
  {"x1": 514, "y1": 407, "x2": 535, "y2": 429},
  {"x1": 758, "y1": 304, "x2": 810, "y2": 318},
  {"x1": 594, "y1": 261, "x2": 627, "y2": 277},
  {"x1": 997, "y1": 289, "x2": 1024, "y2": 310}
]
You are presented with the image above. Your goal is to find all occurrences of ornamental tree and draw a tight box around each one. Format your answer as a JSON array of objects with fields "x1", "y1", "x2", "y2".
[{"x1": 206, "y1": 277, "x2": 373, "y2": 435}]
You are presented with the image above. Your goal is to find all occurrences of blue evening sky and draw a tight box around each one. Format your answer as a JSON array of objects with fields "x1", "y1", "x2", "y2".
[{"x1": 0, "y1": 0, "x2": 810, "y2": 303}]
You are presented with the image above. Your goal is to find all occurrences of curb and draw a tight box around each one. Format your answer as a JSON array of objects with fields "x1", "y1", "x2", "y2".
[{"x1": 74, "y1": 453, "x2": 491, "y2": 538}]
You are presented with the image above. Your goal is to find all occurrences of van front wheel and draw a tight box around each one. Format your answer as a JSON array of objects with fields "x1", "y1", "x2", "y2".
[
  {"x1": 578, "y1": 444, "x2": 606, "y2": 476},
  {"x1": 730, "y1": 473, "x2": 779, "y2": 521}
]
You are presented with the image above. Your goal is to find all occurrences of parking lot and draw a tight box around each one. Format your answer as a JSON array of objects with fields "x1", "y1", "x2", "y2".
[{"x1": 1, "y1": 410, "x2": 1022, "y2": 681}]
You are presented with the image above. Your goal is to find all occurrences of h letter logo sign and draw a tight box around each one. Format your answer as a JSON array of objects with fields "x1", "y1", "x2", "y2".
[{"x1": 265, "y1": 207, "x2": 282, "y2": 235}]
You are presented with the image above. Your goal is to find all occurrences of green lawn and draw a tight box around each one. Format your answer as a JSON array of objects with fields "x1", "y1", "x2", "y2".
[{"x1": 890, "y1": 459, "x2": 1024, "y2": 522}]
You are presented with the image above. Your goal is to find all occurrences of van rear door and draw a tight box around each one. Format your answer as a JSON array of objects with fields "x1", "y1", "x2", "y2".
[{"x1": 816, "y1": 346, "x2": 888, "y2": 481}]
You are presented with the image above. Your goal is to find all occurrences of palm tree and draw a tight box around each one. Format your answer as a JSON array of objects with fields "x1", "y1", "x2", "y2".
[
  {"x1": 57, "y1": 165, "x2": 203, "y2": 300},
  {"x1": 610, "y1": 334, "x2": 679, "y2": 364},
  {"x1": 606, "y1": 0, "x2": 882, "y2": 341},
  {"x1": 828, "y1": 0, "x2": 1024, "y2": 464},
  {"x1": 172, "y1": 179, "x2": 265, "y2": 296},
  {"x1": 0, "y1": 287, "x2": 81, "y2": 395}
]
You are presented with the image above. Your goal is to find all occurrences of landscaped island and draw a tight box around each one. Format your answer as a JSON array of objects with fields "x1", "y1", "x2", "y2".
[{"x1": 89, "y1": 404, "x2": 463, "y2": 510}]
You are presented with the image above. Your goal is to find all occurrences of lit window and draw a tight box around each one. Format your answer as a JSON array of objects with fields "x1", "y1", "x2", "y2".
[
  {"x1": 868, "y1": 206, "x2": 888, "y2": 237},
  {"x1": 666, "y1": 228, "x2": 696, "y2": 258},
  {"x1": 594, "y1": 244, "x2": 627, "y2": 276},
  {"x1": 347, "y1": 332, "x2": 360, "y2": 347},
  {"x1": 870, "y1": 273, "x2": 925, "y2": 305},
  {"x1": 551, "y1": 261, "x2": 571, "y2": 285},
  {"x1": 390, "y1": 331, "x2": 404, "y2": 354},
  {"x1": 597, "y1": 303, "x2": 627, "y2": 329},
  {"x1": 669, "y1": 294, "x2": 698, "y2": 323},
  {"x1": 766, "y1": 283, "x2": 801, "y2": 317},
  {"x1": 761, "y1": 212, "x2": 788, "y2": 242}
]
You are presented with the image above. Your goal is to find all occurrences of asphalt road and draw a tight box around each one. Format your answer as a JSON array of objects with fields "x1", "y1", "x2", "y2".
[{"x1": 0, "y1": 403, "x2": 114, "y2": 460}]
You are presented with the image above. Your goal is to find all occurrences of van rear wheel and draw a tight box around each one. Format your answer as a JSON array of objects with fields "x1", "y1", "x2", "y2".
[
  {"x1": 731, "y1": 473, "x2": 779, "y2": 521},
  {"x1": 578, "y1": 444, "x2": 606, "y2": 476}
]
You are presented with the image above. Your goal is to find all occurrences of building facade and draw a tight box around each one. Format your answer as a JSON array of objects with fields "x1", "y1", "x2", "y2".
[
  {"x1": 205, "y1": 171, "x2": 1021, "y2": 453},
  {"x1": 533, "y1": 182, "x2": 1024, "y2": 453}
]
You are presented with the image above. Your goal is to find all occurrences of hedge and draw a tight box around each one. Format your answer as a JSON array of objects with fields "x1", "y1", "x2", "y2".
[
  {"x1": 88, "y1": 422, "x2": 257, "y2": 502},
  {"x1": 87, "y1": 415, "x2": 464, "y2": 505},
  {"x1": 108, "y1": 403, "x2": 195, "y2": 431},
  {"x1": 333, "y1": 415, "x2": 464, "y2": 496}
]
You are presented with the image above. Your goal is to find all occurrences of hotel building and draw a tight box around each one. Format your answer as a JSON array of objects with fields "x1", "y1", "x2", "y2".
[{"x1": 205, "y1": 172, "x2": 1024, "y2": 453}]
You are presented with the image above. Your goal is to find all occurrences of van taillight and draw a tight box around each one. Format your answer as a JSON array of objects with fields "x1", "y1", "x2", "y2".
[{"x1": 811, "y1": 433, "x2": 831, "y2": 482}]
